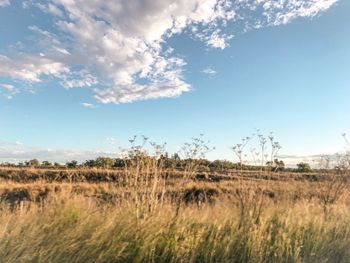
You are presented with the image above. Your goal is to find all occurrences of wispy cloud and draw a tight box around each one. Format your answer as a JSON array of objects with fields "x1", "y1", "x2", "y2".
[
  {"x1": 278, "y1": 154, "x2": 324, "y2": 167},
  {"x1": 0, "y1": 83, "x2": 15, "y2": 92},
  {"x1": 201, "y1": 67, "x2": 217, "y2": 76},
  {"x1": 81, "y1": 102, "x2": 98, "y2": 109},
  {"x1": 0, "y1": 0, "x2": 338, "y2": 104},
  {"x1": 0, "y1": 83, "x2": 19, "y2": 99},
  {"x1": 277, "y1": 152, "x2": 347, "y2": 168}
]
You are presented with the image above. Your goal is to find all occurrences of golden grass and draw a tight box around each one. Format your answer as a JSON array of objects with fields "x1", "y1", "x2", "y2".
[
  {"x1": 0, "y1": 165, "x2": 349, "y2": 262},
  {"x1": 1, "y1": 193, "x2": 349, "y2": 263}
]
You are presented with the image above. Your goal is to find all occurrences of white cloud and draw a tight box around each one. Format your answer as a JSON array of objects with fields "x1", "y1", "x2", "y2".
[
  {"x1": 15, "y1": 141, "x2": 24, "y2": 146},
  {"x1": 0, "y1": 83, "x2": 19, "y2": 99},
  {"x1": 258, "y1": 0, "x2": 338, "y2": 26},
  {"x1": 0, "y1": 54, "x2": 69, "y2": 82},
  {"x1": 278, "y1": 152, "x2": 344, "y2": 168},
  {"x1": 0, "y1": 0, "x2": 338, "y2": 104},
  {"x1": 54, "y1": 47, "x2": 70, "y2": 55},
  {"x1": 197, "y1": 29, "x2": 234, "y2": 49},
  {"x1": 0, "y1": 148, "x2": 113, "y2": 163},
  {"x1": 0, "y1": 141, "x2": 116, "y2": 163},
  {"x1": 207, "y1": 32, "x2": 232, "y2": 49},
  {"x1": 61, "y1": 71, "x2": 98, "y2": 89},
  {"x1": 22, "y1": 1, "x2": 64, "y2": 17},
  {"x1": 0, "y1": 0, "x2": 9, "y2": 7},
  {"x1": 43, "y1": 3, "x2": 64, "y2": 17},
  {"x1": 47, "y1": 0, "x2": 235, "y2": 103},
  {"x1": 81, "y1": 102, "x2": 98, "y2": 109},
  {"x1": 278, "y1": 154, "x2": 322, "y2": 167},
  {"x1": 0, "y1": 83, "x2": 14, "y2": 92},
  {"x1": 201, "y1": 67, "x2": 217, "y2": 75}
]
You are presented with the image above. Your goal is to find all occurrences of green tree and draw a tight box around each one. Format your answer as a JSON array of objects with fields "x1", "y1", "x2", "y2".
[
  {"x1": 41, "y1": 161, "x2": 52, "y2": 167},
  {"x1": 114, "y1": 158, "x2": 125, "y2": 168},
  {"x1": 66, "y1": 160, "x2": 78, "y2": 168},
  {"x1": 95, "y1": 157, "x2": 115, "y2": 168},
  {"x1": 275, "y1": 159, "x2": 285, "y2": 171},
  {"x1": 84, "y1": 159, "x2": 97, "y2": 167},
  {"x1": 26, "y1": 159, "x2": 40, "y2": 167},
  {"x1": 297, "y1": 162, "x2": 312, "y2": 173},
  {"x1": 266, "y1": 159, "x2": 285, "y2": 172}
]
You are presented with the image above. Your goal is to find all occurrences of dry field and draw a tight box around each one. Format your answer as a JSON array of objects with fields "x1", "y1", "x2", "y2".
[{"x1": 0, "y1": 164, "x2": 349, "y2": 263}]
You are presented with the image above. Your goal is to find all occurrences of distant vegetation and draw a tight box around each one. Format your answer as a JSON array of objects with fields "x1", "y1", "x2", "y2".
[
  {"x1": 1, "y1": 155, "x2": 290, "y2": 172},
  {"x1": 2, "y1": 132, "x2": 315, "y2": 172}
]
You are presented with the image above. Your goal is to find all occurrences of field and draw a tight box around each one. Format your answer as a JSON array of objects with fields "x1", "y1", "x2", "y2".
[
  {"x1": 0, "y1": 154, "x2": 349, "y2": 263},
  {"x1": 1, "y1": 0, "x2": 348, "y2": 262}
]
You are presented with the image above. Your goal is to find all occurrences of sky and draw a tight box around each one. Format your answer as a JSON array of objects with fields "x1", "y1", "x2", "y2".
[{"x1": 0, "y1": 0, "x2": 349, "y2": 164}]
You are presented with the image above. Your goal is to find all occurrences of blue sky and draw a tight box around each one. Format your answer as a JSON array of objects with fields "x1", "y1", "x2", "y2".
[{"x1": 0, "y1": 0, "x2": 349, "y2": 164}]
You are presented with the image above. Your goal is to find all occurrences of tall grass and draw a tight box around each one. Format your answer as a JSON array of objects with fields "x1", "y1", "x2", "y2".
[
  {"x1": 0, "y1": 193, "x2": 349, "y2": 263},
  {"x1": 0, "y1": 135, "x2": 349, "y2": 263}
]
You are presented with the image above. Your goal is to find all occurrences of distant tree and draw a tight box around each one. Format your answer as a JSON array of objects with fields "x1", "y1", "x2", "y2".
[
  {"x1": 172, "y1": 153, "x2": 181, "y2": 161},
  {"x1": 209, "y1": 160, "x2": 236, "y2": 171},
  {"x1": 54, "y1": 162, "x2": 61, "y2": 167},
  {"x1": 1, "y1": 162, "x2": 13, "y2": 167},
  {"x1": 169, "y1": 153, "x2": 182, "y2": 169},
  {"x1": 266, "y1": 159, "x2": 285, "y2": 172},
  {"x1": 164, "y1": 152, "x2": 169, "y2": 159},
  {"x1": 297, "y1": 162, "x2": 312, "y2": 173},
  {"x1": 275, "y1": 159, "x2": 285, "y2": 171},
  {"x1": 66, "y1": 160, "x2": 78, "y2": 168},
  {"x1": 114, "y1": 158, "x2": 125, "y2": 168},
  {"x1": 41, "y1": 161, "x2": 52, "y2": 167},
  {"x1": 26, "y1": 159, "x2": 40, "y2": 167},
  {"x1": 84, "y1": 159, "x2": 97, "y2": 168},
  {"x1": 95, "y1": 157, "x2": 115, "y2": 169}
]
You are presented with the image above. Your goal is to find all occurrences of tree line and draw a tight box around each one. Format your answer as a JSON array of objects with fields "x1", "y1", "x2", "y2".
[{"x1": 0, "y1": 155, "x2": 315, "y2": 173}]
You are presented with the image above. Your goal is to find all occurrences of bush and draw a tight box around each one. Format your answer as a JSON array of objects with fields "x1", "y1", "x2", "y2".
[{"x1": 297, "y1": 162, "x2": 312, "y2": 173}]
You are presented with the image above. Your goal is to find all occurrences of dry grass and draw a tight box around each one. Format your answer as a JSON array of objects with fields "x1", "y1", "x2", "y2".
[
  {"x1": 0, "y1": 162, "x2": 349, "y2": 262},
  {"x1": 1, "y1": 192, "x2": 349, "y2": 263}
]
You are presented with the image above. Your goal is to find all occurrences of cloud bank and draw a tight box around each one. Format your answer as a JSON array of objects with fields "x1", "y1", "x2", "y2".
[
  {"x1": 0, "y1": 0, "x2": 338, "y2": 104},
  {"x1": 0, "y1": 0, "x2": 10, "y2": 7},
  {"x1": 0, "y1": 141, "x2": 116, "y2": 163}
]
